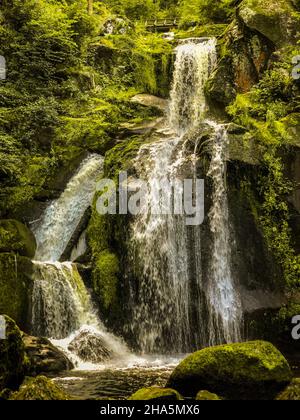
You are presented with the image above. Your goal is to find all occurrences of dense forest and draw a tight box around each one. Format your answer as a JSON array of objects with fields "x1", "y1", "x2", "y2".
[{"x1": 0, "y1": 0, "x2": 300, "y2": 401}]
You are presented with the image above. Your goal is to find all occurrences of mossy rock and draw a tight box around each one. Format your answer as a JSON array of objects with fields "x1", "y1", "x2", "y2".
[
  {"x1": 93, "y1": 250, "x2": 120, "y2": 315},
  {"x1": 0, "y1": 253, "x2": 33, "y2": 330},
  {"x1": 239, "y1": 0, "x2": 300, "y2": 47},
  {"x1": 167, "y1": 341, "x2": 292, "y2": 400},
  {"x1": 0, "y1": 315, "x2": 26, "y2": 391},
  {"x1": 0, "y1": 220, "x2": 36, "y2": 258},
  {"x1": 196, "y1": 390, "x2": 222, "y2": 400},
  {"x1": 276, "y1": 379, "x2": 300, "y2": 400},
  {"x1": 10, "y1": 376, "x2": 70, "y2": 400},
  {"x1": 128, "y1": 387, "x2": 183, "y2": 401}
]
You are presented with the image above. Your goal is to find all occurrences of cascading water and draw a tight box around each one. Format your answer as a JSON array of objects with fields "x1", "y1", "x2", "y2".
[
  {"x1": 33, "y1": 154, "x2": 103, "y2": 262},
  {"x1": 129, "y1": 39, "x2": 219, "y2": 353},
  {"x1": 31, "y1": 154, "x2": 131, "y2": 368},
  {"x1": 206, "y1": 123, "x2": 242, "y2": 345}
]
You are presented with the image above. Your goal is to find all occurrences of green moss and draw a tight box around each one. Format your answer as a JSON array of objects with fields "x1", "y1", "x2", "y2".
[
  {"x1": 196, "y1": 390, "x2": 222, "y2": 400},
  {"x1": 0, "y1": 316, "x2": 26, "y2": 391},
  {"x1": 128, "y1": 387, "x2": 183, "y2": 401},
  {"x1": 276, "y1": 379, "x2": 300, "y2": 400},
  {"x1": 93, "y1": 250, "x2": 120, "y2": 312},
  {"x1": 10, "y1": 376, "x2": 70, "y2": 400},
  {"x1": 0, "y1": 220, "x2": 36, "y2": 258},
  {"x1": 167, "y1": 341, "x2": 292, "y2": 400},
  {"x1": 239, "y1": 0, "x2": 300, "y2": 47},
  {"x1": 0, "y1": 253, "x2": 33, "y2": 330}
]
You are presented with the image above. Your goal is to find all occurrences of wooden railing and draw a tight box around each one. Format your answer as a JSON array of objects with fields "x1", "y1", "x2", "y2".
[{"x1": 145, "y1": 18, "x2": 179, "y2": 31}]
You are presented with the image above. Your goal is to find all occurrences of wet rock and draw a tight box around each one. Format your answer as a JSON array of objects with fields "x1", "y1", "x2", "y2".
[
  {"x1": 0, "y1": 316, "x2": 26, "y2": 391},
  {"x1": 10, "y1": 376, "x2": 70, "y2": 400},
  {"x1": 23, "y1": 335, "x2": 74, "y2": 375},
  {"x1": 68, "y1": 330, "x2": 113, "y2": 363},
  {"x1": 0, "y1": 253, "x2": 33, "y2": 330},
  {"x1": 196, "y1": 390, "x2": 222, "y2": 400},
  {"x1": 276, "y1": 378, "x2": 300, "y2": 400},
  {"x1": 167, "y1": 341, "x2": 292, "y2": 400},
  {"x1": 128, "y1": 387, "x2": 183, "y2": 401},
  {"x1": 0, "y1": 219, "x2": 36, "y2": 258},
  {"x1": 130, "y1": 94, "x2": 168, "y2": 112}
]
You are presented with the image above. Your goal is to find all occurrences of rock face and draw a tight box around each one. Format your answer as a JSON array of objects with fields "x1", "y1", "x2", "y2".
[
  {"x1": 0, "y1": 316, "x2": 26, "y2": 391},
  {"x1": 10, "y1": 376, "x2": 70, "y2": 400},
  {"x1": 196, "y1": 390, "x2": 222, "y2": 400},
  {"x1": 68, "y1": 330, "x2": 113, "y2": 363},
  {"x1": 167, "y1": 341, "x2": 292, "y2": 400},
  {"x1": 23, "y1": 335, "x2": 74, "y2": 375},
  {"x1": 238, "y1": 0, "x2": 300, "y2": 47},
  {"x1": 0, "y1": 253, "x2": 33, "y2": 330},
  {"x1": 128, "y1": 387, "x2": 183, "y2": 401},
  {"x1": 276, "y1": 379, "x2": 300, "y2": 400},
  {"x1": 0, "y1": 219, "x2": 36, "y2": 258}
]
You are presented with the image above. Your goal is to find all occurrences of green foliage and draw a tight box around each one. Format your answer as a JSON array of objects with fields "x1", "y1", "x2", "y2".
[
  {"x1": 179, "y1": 0, "x2": 235, "y2": 26},
  {"x1": 227, "y1": 55, "x2": 300, "y2": 288}
]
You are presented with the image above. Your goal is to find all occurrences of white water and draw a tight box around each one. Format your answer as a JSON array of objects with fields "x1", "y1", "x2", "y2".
[
  {"x1": 33, "y1": 154, "x2": 103, "y2": 262},
  {"x1": 206, "y1": 123, "x2": 242, "y2": 344},
  {"x1": 129, "y1": 39, "x2": 218, "y2": 353},
  {"x1": 31, "y1": 154, "x2": 134, "y2": 369}
]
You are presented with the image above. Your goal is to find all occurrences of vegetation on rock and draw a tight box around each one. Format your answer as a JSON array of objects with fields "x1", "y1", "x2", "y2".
[
  {"x1": 167, "y1": 341, "x2": 292, "y2": 400},
  {"x1": 128, "y1": 387, "x2": 183, "y2": 400},
  {"x1": 10, "y1": 376, "x2": 70, "y2": 400}
]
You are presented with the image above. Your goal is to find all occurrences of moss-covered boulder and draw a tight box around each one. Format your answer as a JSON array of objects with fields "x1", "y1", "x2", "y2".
[
  {"x1": 196, "y1": 390, "x2": 222, "y2": 400},
  {"x1": 276, "y1": 379, "x2": 300, "y2": 400},
  {"x1": 0, "y1": 253, "x2": 33, "y2": 330},
  {"x1": 0, "y1": 315, "x2": 26, "y2": 391},
  {"x1": 10, "y1": 376, "x2": 70, "y2": 400},
  {"x1": 238, "y1": 0, "x2": 300, "y2": 47},
  {"x1": 167, "y1": 341, "x2": 292, "y2": 400},
  {"x1": 128, "y1": 387, "x2": 183, "y2": 401},
  {"x1": 0, "y1": 220, "x2": 36, "y2": 258}
]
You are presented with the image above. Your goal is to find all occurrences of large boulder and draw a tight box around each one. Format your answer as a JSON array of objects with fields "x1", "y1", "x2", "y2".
[
  {"x1": 23, "y1": 335, "x2": 74, "y2": 376},
  {"x1": 238, "y1": 0, "x2": 300, "y2": 47},
  {"x1": 0, "y1": 316, "x2": 26, "y2": 391},
  {"x1": 10, "y1": 376, "x2": 70, "y2": 400},
  {"x1": 68, "y1": 329, "x2": 113, "y2": 363},
  {"x1": 0, "y1": 253, "x2": 33, "y2": 330},
  {"x1": 0, "y1": 220, "x2": 36, "y2": 258},
  {"x1": 167, "y1": 341, "x2": 292, "y2": 400},
  {"x1": 128, "y1": 387, "x2": 183, "y2": 401}
]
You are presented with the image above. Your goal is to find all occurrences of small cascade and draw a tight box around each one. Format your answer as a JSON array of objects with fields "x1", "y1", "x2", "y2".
[
  {"x1": 169, "y1": 38, "x2": 217, "y2": 135},
  {"x1": 31, "y1": 261, "x2": 98, "y2": 339},
  {"x1": 33, "y1": 154, "x2": 103, "y2": 262},
  {"x1": 31, "y1": 154, "x2": 131, "y2": 368},
  {"x1": 206, "y1": 123, "x2": 242, "y2": 344}
]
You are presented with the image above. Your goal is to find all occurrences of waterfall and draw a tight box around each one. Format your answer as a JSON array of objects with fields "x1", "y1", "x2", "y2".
[
  {"x1": 169, "y1": 38, "x2": 217, "y2": 135},
  {"x1": 32, "y1": 261, "x2": 98, "y2": 339},
  {"x1": 31, "y1": 154, "x2": 131, "y2": 367},
  {"x1": 206, "y1": 123, "x2": 242, "y2": 345},
  {"x1": 128, "y1": 39, "x2": 218, "y2": 353},
  {"x1": 33, "y1": 154, "x2": 103, "y2": 262}
]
